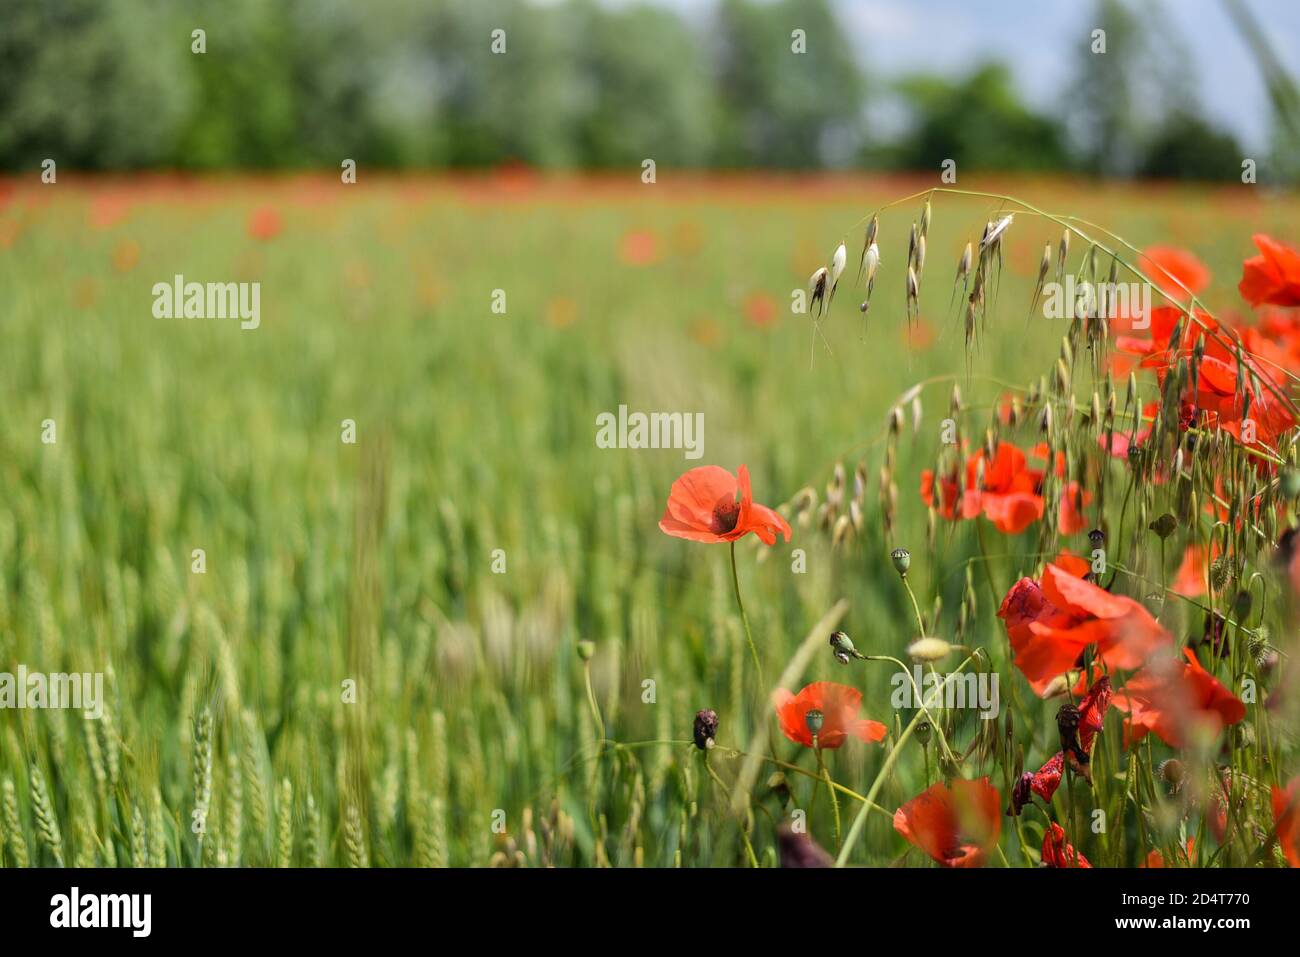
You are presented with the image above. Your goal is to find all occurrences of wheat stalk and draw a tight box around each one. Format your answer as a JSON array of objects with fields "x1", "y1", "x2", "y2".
[
  {"x1": 276, "y1": 778, "x2": 294, "y2": 867},
  {"x1": 2, "y1": 777, "x2": 28, "y2": 867},
  {"x1": 29, "y1": 764, "x2": 65, "y2": 866}
]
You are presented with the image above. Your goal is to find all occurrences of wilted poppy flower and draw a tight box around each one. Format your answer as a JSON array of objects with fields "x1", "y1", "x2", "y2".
[
  {"x1": 773, "y1": 681, "x2": 886, "y2": 749},
  {"x1": 1042, "y1": 822, "x2": 1091, "y2": 867},
  {"x1": 1239, "y1": 234, "x2": 1300, "y2": 308},
  {"x1": 1113, "y1": 648, "x2": 1246, "y2": 748},
  {"x1": 1272, "y1": 776, "x2": 1299, "y2": 867},
  {"x1": 997, "y1": 559, "x2": 1171, "y2": 695},
  {"x1": 1008, "y1": 676, "x2": 1112, "y2": 815},
  {"x1": 693, "y1": 709, "x2": 718, "y2": 750},
  {"x1": 777, "y1": 822, "x2": 833, "y2": 868},
  {"x1": 894, "y1": 777, "x2": 1002, "y2": 867},
  {"x1": 1140, "y1": 245, "x2": 1210, "y2": 300},
  {"x1": 248, "y1": 205, "x2": 282, "y2": 241},
  {"x1": 659, "y1": 465, "x2": 792, "y2": 545}
]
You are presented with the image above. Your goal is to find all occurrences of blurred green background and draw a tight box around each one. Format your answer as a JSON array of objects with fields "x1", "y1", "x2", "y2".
[{"x1": 2, "y1": 0, "x2": 1298, "y2": 181}]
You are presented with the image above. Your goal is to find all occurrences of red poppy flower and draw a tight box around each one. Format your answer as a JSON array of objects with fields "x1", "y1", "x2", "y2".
[
  {"x1": 997, "y1": 561, "x2": 1172, "y2": 696},
  {"x1": 894, "y1": 778, "x2": 1002, "y2": 868},
  {"x1": 921, "y1": 442, "x2": 1087, "y2": 536},
  {"x1": 1208, "y1": 772, "x2": 1235, "y2": 843},
  {"x1": 1239, "y1": 234, "x2": 1300, "y2": 308},
  {"x1": 1042, "y1": 822, "x2": 1091, "y2": 868},
  {"x1": 1171, "y1": 543, "x2": 1220, "y2": 597},
  {"x1": 772, "y1": 681, "x2": 886, "y2": 749},
  {"x1": 1140, "y1": 245, "x2": 1210, "y2": 301},
  {"x1": 1116, "y1": 293, "x2": 1297, "y2": 454},
  {"x1": 1112, "y1": 647, "x2": 1246, "y2": 748},
  {"x1": 1273, "y1": 777, "x2": 1300, "y2": 867},
  {"x1": 659, "y1": 465, "x2": 792, "y2": 545},
  {"x1": 618, "y1": 229, "x2": 660, "y2": 266},
  {"x1": 1143, "y1": 837, "x2": 1194, "y2": 868},
  {"x1": 248, "y1": 205, "x2": 282, "y2": 241},
  {"x1": 743, "y1": 292, "x2": 778, "y2": 328}
]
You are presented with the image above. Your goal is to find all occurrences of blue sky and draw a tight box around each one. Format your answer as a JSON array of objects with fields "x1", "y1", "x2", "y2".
[{"x1": 625, "y1": 0, "x2": 1300, "y2": 153}]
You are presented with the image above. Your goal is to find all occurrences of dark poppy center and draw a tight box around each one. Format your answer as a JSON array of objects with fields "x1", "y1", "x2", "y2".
[{"x1": 710, "y1": 498, "x2": 741, "y2": 534}]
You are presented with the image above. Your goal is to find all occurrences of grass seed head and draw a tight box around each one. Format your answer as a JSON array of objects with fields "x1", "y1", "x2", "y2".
[{"x1": 907, "y1": 637, "x2": 952, "y2": 662}]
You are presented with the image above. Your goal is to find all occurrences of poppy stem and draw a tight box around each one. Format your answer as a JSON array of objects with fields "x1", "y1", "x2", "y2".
[
  {"x1": 974, "y1": 518, "x2": 1002, "y2": 607},
  {"x1": 901, "y1": 576, "x2": 926, "y2": 639},
  {"x1": 835, "y1": 651, "x2": 981, "y2": 866},
  {"x1": 816, "y1": 746, "x2": 842, "y2": 849},
  {"x1": 730, "y1": 540, "x2": 766, "y2": 692}
]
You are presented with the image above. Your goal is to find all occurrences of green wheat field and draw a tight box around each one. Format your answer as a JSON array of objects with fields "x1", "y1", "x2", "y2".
[{"x1": 1, "y1": 173, "x2": 1297, "y2": 867}]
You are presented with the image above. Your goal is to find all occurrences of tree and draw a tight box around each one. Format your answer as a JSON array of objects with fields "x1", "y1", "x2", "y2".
[
  {"x1": 712, "y1": 0, "x2": 864, "y2": 169},
  {"x1": 889, "y1": 64, "x2": 1067, "y2": 173}
]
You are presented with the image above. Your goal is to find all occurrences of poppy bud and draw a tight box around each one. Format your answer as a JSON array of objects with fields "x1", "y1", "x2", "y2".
[
  {"x1": 576, "y1": 640, "x2": 595, "y2": 662},
  {"x1": 693, "y1": 709, "x2": 719, "y2": 750},
  {"x1": 1148, "y1": 513, "x2": 1177, "y2": 540},
  {"x1": 891, "y1": 547, "x2": 911, "y2": 577},
  {"x1": 804, "y1": 709, "x2": 824, "y2": 735},
  {"x1": 1232, "y1": 589, "x2": 1252, "y2": 624},
  {"x1": 829, "y1": 630, "x2": 864, "y2": 662},
  {"x1": 1007, "y1": 771, "x2": 1033, "y2": 817}
]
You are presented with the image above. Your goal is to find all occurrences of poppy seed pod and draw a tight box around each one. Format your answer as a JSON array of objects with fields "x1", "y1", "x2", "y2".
[
  {"x1": 1158, "y1": 758, "x2": 1185, "y2": 790},
  {"x1": 804, "y1": 709, "x2": 824, "y2": 734},
  {"x1": 576, "y1": 640, "x2": 595, "y2": 662},
  {"x1": 693, "y1": 709, "x2": 719, "y2": 750},
  {"x1": 891, "y1": 547, "x2": 911, "y2": 576}
]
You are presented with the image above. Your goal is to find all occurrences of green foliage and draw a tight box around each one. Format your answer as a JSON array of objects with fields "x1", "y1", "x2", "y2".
[{"x1": 888, "y1": 64, "x2": 1067, "y2": 173}]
